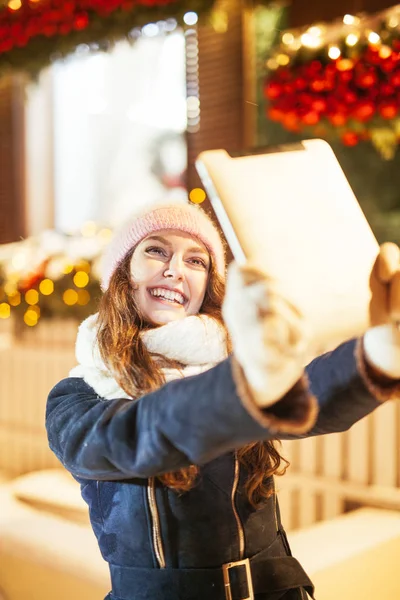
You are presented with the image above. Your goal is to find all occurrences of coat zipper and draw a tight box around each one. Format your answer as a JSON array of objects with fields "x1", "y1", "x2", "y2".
[
  {"x1": 232, "y1": 452, "x2": 245, "y2": 559},
  {"x1": 273, "y1": 480, "x2": 279, "y2": 531},
  {"x1": 148, "y1": 459, "x2": 245, "y2": 567},
  {"x1": 147, "y1": 477, "x2": 166, "y2": 568}
]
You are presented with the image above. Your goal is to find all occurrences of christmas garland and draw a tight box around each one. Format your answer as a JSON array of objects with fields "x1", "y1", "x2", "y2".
[
  {"x1": 264, "y1": 6, "x2": 400, "y2": 159},
  {"x1": 0, "y1": 227, "x2": 109, "y2": 326},
  {"x1": 0, "y1": 0, "x2": 215, "y2": 78}
]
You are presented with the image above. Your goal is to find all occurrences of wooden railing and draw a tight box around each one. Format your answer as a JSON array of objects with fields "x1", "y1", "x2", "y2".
[
  {"x1": 278, "y1": 399, "x2": 400, "y2": 530},
  {"x1": 0, "y1": 320, "x2": 77, "y2": 476}
]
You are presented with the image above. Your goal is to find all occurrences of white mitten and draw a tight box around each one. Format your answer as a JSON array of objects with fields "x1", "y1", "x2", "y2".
[
  {"x1": 223, "y1": 262, "x2": 309, "y2": 408},
  {"x1": 364, "y1": 325, "x2": 400, "y2": 379},
  {"x1": 363, "y1": 242, "x2": 400, "y2": 379}
]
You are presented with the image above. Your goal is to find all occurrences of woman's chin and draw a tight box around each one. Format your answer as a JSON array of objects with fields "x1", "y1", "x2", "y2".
[{"x1": 146, "y1": 309, "x2": 187, "y2": 326}]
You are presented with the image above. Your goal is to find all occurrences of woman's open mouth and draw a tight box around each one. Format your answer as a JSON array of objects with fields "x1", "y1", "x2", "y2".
[{"x1": 148, "y1": 287, "x2": 187, "y2": 307}]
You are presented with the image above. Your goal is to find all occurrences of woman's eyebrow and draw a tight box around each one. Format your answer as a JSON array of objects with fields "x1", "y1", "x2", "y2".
[
  {"x1": 145, "y1": 235, "x2": 171, "y2": 246},
  {"x1": 145, "y1": 236, "x2": 208, "y2": 257},
  {"x1": 187, "y1": 246, "x2": 209, "y2": 256}
]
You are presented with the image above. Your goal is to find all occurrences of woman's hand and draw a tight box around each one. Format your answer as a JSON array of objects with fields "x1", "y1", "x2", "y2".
[
  {"x1": 222, "y1": 262, "x2": 309, "y2": 408},
  {"x1": 364, "y1": 242, "x2": 400, "y2": 379}
]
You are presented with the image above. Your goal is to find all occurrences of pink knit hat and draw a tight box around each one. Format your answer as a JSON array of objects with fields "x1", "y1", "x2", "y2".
[{"x1": 101, "y1": 202, "x2": 226, "y2": 290}]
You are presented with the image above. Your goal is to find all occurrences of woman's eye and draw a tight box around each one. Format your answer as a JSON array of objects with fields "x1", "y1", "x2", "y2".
[
  {"x1": 146, "y1": 246, "x2": 166, "y2": 257},
  {"x1": 189, "y1": 257, "x2": 207, "y2": 268}
]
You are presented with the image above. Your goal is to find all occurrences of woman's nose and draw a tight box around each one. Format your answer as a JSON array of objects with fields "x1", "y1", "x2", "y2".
[{"x1": 164, "y1": 255, "x2": 184, "y2": 280}]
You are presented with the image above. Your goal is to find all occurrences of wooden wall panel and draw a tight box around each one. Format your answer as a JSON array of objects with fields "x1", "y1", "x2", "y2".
[
  {"x1": 289, "y1": 0, "x2": 396, "y2": 28},
  {"x1": 0, "y1": 76, "x2": 26, "y2": 244},
  {"x1": 187, "y1": 0, "x2": 244, "y2": 197}
]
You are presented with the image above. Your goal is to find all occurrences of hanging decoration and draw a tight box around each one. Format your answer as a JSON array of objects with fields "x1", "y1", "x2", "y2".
[
  {"x1": 0, "y1": 0, "x2": 213, "y2": 78},
  {"x1": 264, "y1": 4, "x2": 400, "y2": 159},
  {"x1": 0, "y1": 225, "x2": 111, "y2": 327}
]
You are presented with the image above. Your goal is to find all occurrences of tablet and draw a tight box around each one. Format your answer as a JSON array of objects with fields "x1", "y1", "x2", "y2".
[{"x1": 196, "y1": 139, "x2": 386, "y2": 353}]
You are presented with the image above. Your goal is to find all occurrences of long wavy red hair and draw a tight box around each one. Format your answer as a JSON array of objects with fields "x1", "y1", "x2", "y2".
[{"x1": 96, "y1": 248, "x2": 288, "y2": 508}]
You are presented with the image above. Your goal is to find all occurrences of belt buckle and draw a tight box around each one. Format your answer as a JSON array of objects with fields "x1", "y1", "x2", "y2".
[{"x1": 222, "y1": 558, "x2": 254, "y2": 600}]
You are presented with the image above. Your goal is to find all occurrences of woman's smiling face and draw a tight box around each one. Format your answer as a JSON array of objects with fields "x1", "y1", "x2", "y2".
[{"x1": 130, "y1": 229, "x2": 211, "y2": 325}]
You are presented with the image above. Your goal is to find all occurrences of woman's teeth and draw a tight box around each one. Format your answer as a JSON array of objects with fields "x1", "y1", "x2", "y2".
[{"x1": 149, "y1": 288, "x2": 185, "y2": 305}]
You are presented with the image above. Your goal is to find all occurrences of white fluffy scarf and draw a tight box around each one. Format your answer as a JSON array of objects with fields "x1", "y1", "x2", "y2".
[{"x1": 69, "y1": 313, "x2": 228, "y2": 400}]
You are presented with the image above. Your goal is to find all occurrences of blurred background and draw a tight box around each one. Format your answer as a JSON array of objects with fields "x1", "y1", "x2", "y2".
[{"x1": 1, "y1": 0, "x2": 400, "y2": 599}]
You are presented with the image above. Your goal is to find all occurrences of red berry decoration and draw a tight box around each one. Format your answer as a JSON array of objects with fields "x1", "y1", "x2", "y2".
[
  {"x1": 379, "y1": 102, "x2": 398, "y2": 119},
  {"x1": 329, "y1": 113, "x2": 347, "y2": 126},
  {"x1": 380, "y1": 83, "x2": 395, "y2": 97},
  {"x1": 344, "y1": 90, "x2": 357, "y2": 104},
  {"x1": 390, "y1": 71, "x2": 400, "y2": 88},
  {"x1": 310, "y1": 78, "x2": 326, "y2": 92},
  {"x1": 381, "y1": 58, "x2": 397, "y2": 73},
  {"x1": 73, "y1": 12, "x2": 89, "y2": 31},
  {"x1": 311, "y1": 97, "x2": 327, "y2": 113},
  {"x1": 265, "y1": 81, "x2": 283, "y2": 100},
  {"x1": 352, "y1": 101, "x2": 375, "y2": 122},
  {"x1": 356, "y1": 69, "x2": 378, "y2": 89},
  {"x1": 302, "y1": 110, "x2": 320, "y2": 125},
  {"x1": 342, "y1": 132, "x2": 359, "y2": 146},
  {"x1": 282, "y1": 112, "x2": 300, "y2": 132},
  {"x1": 293, "y1": 77, "x2": 307, "y2": 91},
  {"x1": 264, "y1": 30, "x2": 400, "y2": 153},
  {"x1": 267, "y1": 107, "x2": 283, "y2": 122}
]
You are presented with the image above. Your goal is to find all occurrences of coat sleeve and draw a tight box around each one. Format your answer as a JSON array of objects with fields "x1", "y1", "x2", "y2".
[
  {"x1": 281, "y1": 338, "x2": 400, "y2": 439},
  {"x1": 46, "y1": 338, "x2": 394, "y2": 480},
  {"x1": 46, "y1": 356, "x2": 315, "y2": 480}
]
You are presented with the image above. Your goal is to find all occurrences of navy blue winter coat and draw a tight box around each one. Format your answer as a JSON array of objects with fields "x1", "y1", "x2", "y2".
[{"x1": 46, "y1": 339, "x2": 387, "y2": 600}]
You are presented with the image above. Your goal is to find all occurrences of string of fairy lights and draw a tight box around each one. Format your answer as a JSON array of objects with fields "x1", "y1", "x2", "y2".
[
  {"x1": 0, "y1": 223, "x2": 112, "y2": 327},
  {"x1": 0, "y1": 268, "x2": 91, "y2": 327},
  {"x1": 267, "y1": 5, "x2": 400, "y2": 70}
]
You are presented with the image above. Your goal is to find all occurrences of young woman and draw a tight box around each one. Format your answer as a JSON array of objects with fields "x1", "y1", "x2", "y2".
[{"x1": 46, "y1": 201, "x2": 400, "y2": 600}]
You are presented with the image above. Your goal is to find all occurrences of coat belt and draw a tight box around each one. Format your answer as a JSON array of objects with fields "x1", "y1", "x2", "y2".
[{"x1": 109, "y1": 546, "x2": 315, "y2": 600}]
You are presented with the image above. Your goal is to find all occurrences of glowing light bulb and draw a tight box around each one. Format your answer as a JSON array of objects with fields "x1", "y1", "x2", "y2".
[
  {"x1": 183, "y1": 12, "x2": 198, "y2": 26},
  {"x1": 39, "y1": 279, "x2": 54, "y2": 296},
  {"x1": 282, "y1": 33, "x2": 294, "y2": 45},
  {"x1": 4, "y1": 283, "x2": 16, "y2": 296},
  {"x1": 266, "y1": 58, "x2": 278, "y2": 70},
  {"x1": 25, "y1": 289, "x2": 39, "y2": 305},
  {"x1": 80, "y1": 221, "x2": 97, "y2": 237},
  {"x1": 308, "y1": 26, "x2": 323, "y2": 37},
  {"x1": 343, "y1": 14, "x2": 356, "y2": 25},
  {"x1": 75, "y1": 260, "x2": 91, "y2": 273},
  {"x1": 8, "y1": 0, "x2": 22, "y2": 11},
  {"x1": 73, "y1": 271, "x2": 89, "y2": 288},
  {"x1": 189, "y1": 188, "x2": 206, "y2": 204},
  {"x1": 301, "y1": 33, "x2": 322, "y2": 49},
  {"x1": 142, "y1": 23, "x2": 159, "y2": 37},
  {"x1": 346, "y1": 33, "x2": 359, "y2": 47},
  {"x1": 0, "y1": 303, "x2": 10, "y2": 319},
  {"x1": 379, "y1": 45, "x2": 392, "y2": 59},
  {"x1": 63, "y1": 264, "x2": 74, "y2": 274},
  {"x1": 328, "y1": 46, "x2": 341, "y2": 60},
  {"x1": 276, "y1": 54, "x2": 290, "y2": 66},
  {"x1": 8, "y1": 292, "x2": 21, "y2": 306},
  {"x1": 77, "y1": 290, "x2": 91, "y2": 306},
  {"x1": 368, "y1": 32, "x2": 380, "y2": 45},
  {"x1": 63, "y1": 289, "x2": 78, "y2": 306},
  {"x1": 24, "y1": 308, "x2": 39, "y2": 327}
]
